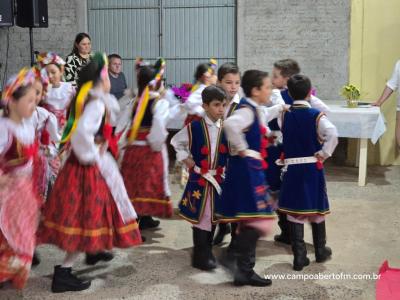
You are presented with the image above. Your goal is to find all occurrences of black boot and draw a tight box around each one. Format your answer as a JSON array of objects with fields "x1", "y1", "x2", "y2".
[
  {"x1": 234, "y1": 227, "x2": 271, "y2": 287},
  {"x1": 274, "y1": 212, "x2": 291, "y2": 245},
  {"x1": 213, "y1": 223, "x2": 231, "y2": 245},
  {"x1": 85, "y1": 251, "x2": 114, "y2": 265},
  {"x1": 208, "y1": 226, "x2": 217, "y2": 264},
  {"x1": 311, "y1": 222, "x2": 332, "y2": 263},
  {"x1": 192, "y1": 227, "x2": 216, "y2": 271},
  {"x1": 32, "y1": 251, "x2": 41, "y2": 267},
  {"x1": 51, "y1": 265, "x2": 91, "y2": 293},
  {"x1": 139, "y1": 216, "x2": 160, "y2": 230},
  {"x1": 289, "y1": 222, "x2": 310, "y2": 271}
]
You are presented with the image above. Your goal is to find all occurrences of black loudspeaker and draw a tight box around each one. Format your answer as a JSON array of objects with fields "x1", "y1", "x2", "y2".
[
  {"x1": 0, "y1": 0, "x2": 14, "y2": 27},
  {"x1": 16, "y1": 0, "x2": 48, "y2": 28}
]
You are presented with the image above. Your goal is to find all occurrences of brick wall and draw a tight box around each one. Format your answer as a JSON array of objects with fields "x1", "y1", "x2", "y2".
[
  {"x1": 0, "y1": 0, "x2": 81, "y2": 88},
  {"x1": 237, "y1": 0, "x2": 351, "y2": 100}
]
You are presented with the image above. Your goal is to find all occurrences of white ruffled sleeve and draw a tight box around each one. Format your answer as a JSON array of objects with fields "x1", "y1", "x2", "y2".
[
  {"x1": 103, "y1": 93, "x2": 120, "y2": 127},
  {"x1": 147, "y1": 98, "x2": 169, "y2": 151},
  {"x1": 45, "y1": 110, "x2": 61, "y2": 142},
  {"x1": 70, "y1": 100, "x2": 104, "y2": 164},
  {"x1": 170, "y1": 125, "x2": 190, "y2": 162},
  {"x1": 184, "y1": 88, "x2": 205, "y2": 117}
]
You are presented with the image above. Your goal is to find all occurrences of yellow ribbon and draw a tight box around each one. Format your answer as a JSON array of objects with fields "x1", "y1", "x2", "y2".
[
  {"x1": 60, "y1": 80, "x2": 93, "y2": 143},
  {"x1": 128, "y1": 85, "x2": 150, "y2": 142}
]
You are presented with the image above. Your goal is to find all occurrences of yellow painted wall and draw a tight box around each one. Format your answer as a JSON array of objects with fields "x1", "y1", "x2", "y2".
[{"x1": 349, "y1": 0, "x2": 400, "y2": 165}]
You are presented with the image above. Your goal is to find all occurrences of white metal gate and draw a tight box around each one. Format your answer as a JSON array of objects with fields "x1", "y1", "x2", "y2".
[{"x1": 88, "y1": 0, "x2": 236, "y2": 87}]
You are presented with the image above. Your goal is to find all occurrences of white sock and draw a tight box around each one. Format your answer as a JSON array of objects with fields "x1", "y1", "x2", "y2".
[{"x1": 61, "y1": 252, "x2": 80, "y2": 268}]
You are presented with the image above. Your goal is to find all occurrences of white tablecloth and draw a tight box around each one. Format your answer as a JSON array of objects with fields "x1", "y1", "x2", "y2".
[{"x1": 326, "y1": 103, "x2": 387, "y2": 144}]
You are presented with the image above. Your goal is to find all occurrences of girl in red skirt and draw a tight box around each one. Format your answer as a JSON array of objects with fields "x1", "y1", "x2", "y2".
[
  {"x1": 38, "y1": 53, "x2": 142, "y2": 293},
  {"x1": 117, "y1": 58, "x2": 173, "y2": 232},
  {"x1": 0, "y1": 68, "x2": 40, "y2": 289}
]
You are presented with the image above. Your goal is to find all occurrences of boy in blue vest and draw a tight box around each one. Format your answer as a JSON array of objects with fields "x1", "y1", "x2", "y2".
[
  {"x1": 269, "y1": 59, "x2": 329, "y2": 245},
  {"x1": 216, "y1": 70, "x2": 278, "y2": 287},
  {"x1": 171, "y1": 85, "x2": 228, "y2": 271},
  {"x1": 212, "y1": 62, "x2": 241, "y2": 246},
  {"x1": 277, "y1": 74, "x2": 338, "y2": 271}
]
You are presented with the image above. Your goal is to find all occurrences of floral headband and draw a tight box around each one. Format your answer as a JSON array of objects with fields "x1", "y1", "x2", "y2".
[
  {"x1": 1, "y1": 68, "x2": 36, "y2": 104},
  {"x1": 36, "y1": 52, "x2": 66, "y2": 68},
  {"x1": 32, "y1": 66, "x2": 50, "y2": 87},
  {"x1": 209, "y1": 58, "x2": 218, "y2": 75}
]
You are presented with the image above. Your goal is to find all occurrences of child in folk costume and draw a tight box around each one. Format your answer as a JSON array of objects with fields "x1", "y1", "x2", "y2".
[
  {"x1": 216, "y1": 70, "x2": 286, "y2": 287},
  {"x1": 0, "y1": 69, "x2": 40, "y2": 289},
  {"x1": 269, "y1": 59, "x2": 329, "y2": 245},
  {"x1": 37, "y1": 52, "x2": 75, "y2": 133},
  {"x1": 277, "y1": 75, "x2": 338, "y2": 271},
  {"x1": 38, "y1": 53, "x2": 142, "y2": 293},
  {"x1": 117, "y1": 58, "x2": 173, "y2": 232},
  {"x1": 212, "y1": 63, "x2": 241, "y2": 246},
  {"x1": 171, "y1": 85, "x2": 228, "y2": 271},
  {"x1": 27, "y1": 67, "x2": 60, "y2": 203},
  {"x1": 184, "y1": 59, "x2": 218, "y2": 125}
]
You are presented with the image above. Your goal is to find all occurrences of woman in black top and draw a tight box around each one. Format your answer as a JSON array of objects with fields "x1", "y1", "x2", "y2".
[{"x1": 64, "y1": 33, "x2": 92, "y2": 86}]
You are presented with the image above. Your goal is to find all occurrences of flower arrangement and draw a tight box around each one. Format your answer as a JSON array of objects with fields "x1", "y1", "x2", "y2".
[
  {"x1": 171, "y1": 83, "x2": 193, "y2": 103},
  {"x1": 341, "y1": 84, "x2": 361, "y2": 108}
]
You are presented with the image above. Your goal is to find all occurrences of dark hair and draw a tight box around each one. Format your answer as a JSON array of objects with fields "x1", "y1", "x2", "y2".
[
  {"x1": 273, "y1": 59, "x2": 300, "y2": 78},
  {"x1": 201, "y1": 85, "x2": 227, "y2": 105},
  {"x1": 287, "y1": 74, "x2": 311, "y2": 100},
  {"x1": 194, "y1": 63, "x2": 210, "y2": 81},
  {"x1": 12, "y1": 85, "x2": 33, "y2": 101},
  {"x1": 3, "y1": 85, "x2": 33, "y2": 116},
  {"x1": 241, "y1": 70, "x2": 269, "y2": 98},
  {"x1": 217, "y1": 62, "x2": 240, "y2": 81},
  {"x1": 108, "y1": 54, "x2": 122, "y2": 61},
  {"x1": 72, "y1": 32, "x2": 91, "y2": 56},
  {"x1": 136, "y1": 58, "x2": 164, "y2": 96}
]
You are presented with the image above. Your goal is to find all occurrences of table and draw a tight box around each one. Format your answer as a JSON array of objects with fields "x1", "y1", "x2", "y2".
[{"x1": 326, "y1": 102, "x2": 387, "y2": 186}]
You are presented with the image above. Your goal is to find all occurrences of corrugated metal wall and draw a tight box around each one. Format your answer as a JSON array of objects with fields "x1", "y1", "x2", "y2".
[{"x1": 87, "y1": 0, "x2": 236, "y2": 88}]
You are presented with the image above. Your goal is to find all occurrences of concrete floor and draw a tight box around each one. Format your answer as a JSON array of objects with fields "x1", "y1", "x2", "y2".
[{"x1": 1, "y1": 164, "x2": 399, "y2": 299}]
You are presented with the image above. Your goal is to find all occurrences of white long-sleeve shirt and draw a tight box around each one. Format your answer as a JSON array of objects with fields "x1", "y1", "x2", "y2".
[
  {"x1": 45, "y1": 82, "x2": 75, "y2": 111},
  {"x1": 277, "y1": 100, "x2": 338, "y2": 158},
  {"x1": 171, "y1": 115, "x2": 222, "y2": 165},
  {"x1": 184, "y1": 84, "x2": 207, "y2": 116},
  {"x1": 224, "y1": 97, "x2": 286, "y2": 154},
  {"x1": 26, "y1": 106, "x2": 60, "y2": 143}
]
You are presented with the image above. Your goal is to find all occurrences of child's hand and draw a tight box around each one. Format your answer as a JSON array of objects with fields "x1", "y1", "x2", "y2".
[
  {"x1": 282, "y1": 104, "x2": 291, "y2": 111},
  {"x1": 372, "y1": 101, "x2": 381, "y2": 107},
  {"x1": 314, "y1": 152, "x2": 325, "y2": 162},
  {"x1": 183, "y1": 158, "x2": 195, "y2": 169},
  {"x1": 238, "y1": 150, "x2": 246, "y2": 158}
]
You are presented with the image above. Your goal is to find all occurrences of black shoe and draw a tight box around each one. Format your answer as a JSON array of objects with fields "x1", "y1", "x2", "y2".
[
  {"x1": 311, "y1": 222, "x2": 332, "y2": 263},
  {"x1": 289, "y1": 222, "x2": 310, "y2": 271},
  {"x1": 234, "y1": 271, "x2": 272, "y2": 287},
  {"x1": 139, "y1": 216, "x2": 160, "y2": 230},
  {"x1": 274, "y1": 212, "x2": 291, "y2": 245},
  {"x1": 192, "y1": 227, "x2": 216, "y2": 271},
  {"x1": 51, "y1": 265, "x2": 91, "y2": 293},
  {"x1": 32, "y1": 251, "x2": 41, "y2": 267},
  {"x1": 85, "y1": 252, "x2": 114, "y2": 265},
  {"x1": 141, "y1": 234, "x2": 146, "y2": 242},
  {"x1": 213, "y1": 223, "x2": 231, "y2": 245}
]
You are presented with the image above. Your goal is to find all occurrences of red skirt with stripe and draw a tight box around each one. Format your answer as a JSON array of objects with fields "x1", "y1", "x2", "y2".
[
  {"x1": 120, "y1": 145, "x2": 173, "y2": 218},
  {"x1": 37, "y1": 153, "x2": 142, "y2": 253}
]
